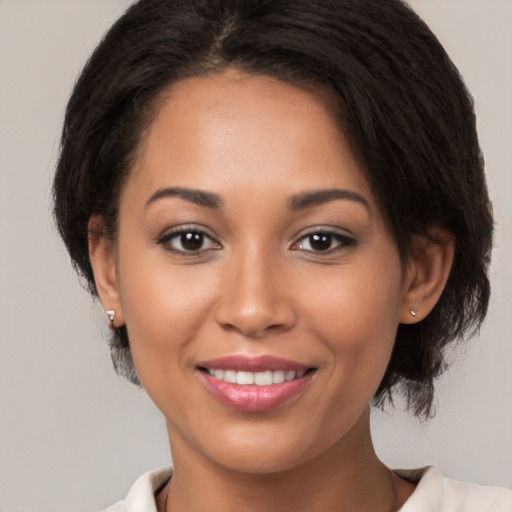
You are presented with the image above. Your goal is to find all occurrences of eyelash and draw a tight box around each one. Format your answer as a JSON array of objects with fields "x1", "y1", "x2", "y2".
[
  {"x1": 291, "y1": 230, "x2": 356, "y2": 254},
  {"x1": 156, "y1": 226, "x2": 221, "y2": 255},
  {"x1": 156, "y1": 227, "x2": 356, "y2": 256}
]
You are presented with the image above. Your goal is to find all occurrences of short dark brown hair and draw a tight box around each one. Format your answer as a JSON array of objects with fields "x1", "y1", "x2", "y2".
[{"x1": 53, "y1": 0, "x2": 493, "y2": 418}]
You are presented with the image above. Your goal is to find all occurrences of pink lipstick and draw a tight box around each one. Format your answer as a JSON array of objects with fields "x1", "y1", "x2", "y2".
[{"x1": 197, "y1": 355, "x2": 315, "y2": 412}]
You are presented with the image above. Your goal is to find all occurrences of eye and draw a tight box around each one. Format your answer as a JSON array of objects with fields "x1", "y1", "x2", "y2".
[
  {"x1": 293, "y1": 231, "x2": 355, "y2": 253},
  {"x1": 157, "y1": 227, "x2": 221, "y2": 254}
]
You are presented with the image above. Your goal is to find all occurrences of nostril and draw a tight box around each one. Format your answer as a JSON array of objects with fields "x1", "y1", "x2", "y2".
[{"x1": 219, "y1": 322, "x2": 237, "y2": 333}]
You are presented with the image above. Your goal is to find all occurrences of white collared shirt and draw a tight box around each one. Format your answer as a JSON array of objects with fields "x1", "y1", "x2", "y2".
[{"x1": 104, "y1": 465, "x2": 512, "y2": 511}]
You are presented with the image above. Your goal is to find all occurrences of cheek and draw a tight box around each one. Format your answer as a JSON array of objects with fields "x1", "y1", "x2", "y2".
[
  {"x1": 116, "y1": 246, "x2": 217, "y2": 376},
  {"x1": 301, "y1": 256, "x2": 403, "y2": 388},
  {"x1": 305, "y1": 259, "x2": 402, "y2": 337}
]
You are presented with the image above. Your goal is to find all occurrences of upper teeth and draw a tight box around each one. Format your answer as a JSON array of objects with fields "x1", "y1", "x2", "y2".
[{"x1": 208, "y1": 369, "x2": 305, "y2": 386}]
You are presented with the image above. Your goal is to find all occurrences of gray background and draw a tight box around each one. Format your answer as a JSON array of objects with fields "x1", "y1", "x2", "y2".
[{"x1": 0, "y1": 1, "x2": 511, "y2": 511}]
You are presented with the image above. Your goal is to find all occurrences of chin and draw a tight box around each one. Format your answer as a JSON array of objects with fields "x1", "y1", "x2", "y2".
[
  {"x1": 214, "y1": 448, "x2": 310, "y2": 475},
  {"x1": 195, "y1": 422, "x2": 331, "y2": 475}
]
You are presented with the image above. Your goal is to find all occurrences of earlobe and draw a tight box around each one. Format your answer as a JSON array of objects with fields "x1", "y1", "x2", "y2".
[
  {"x1": 88, "y1": 215, "x2": 124, "y2": 327},
  {"x1": 400, "y1": 228, "x2": 454, "y2": 324}
]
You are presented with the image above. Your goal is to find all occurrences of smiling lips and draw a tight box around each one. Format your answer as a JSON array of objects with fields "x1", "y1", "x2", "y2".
[{"x1": 198, "y1": 355, "x2": 315, "y2": 412}]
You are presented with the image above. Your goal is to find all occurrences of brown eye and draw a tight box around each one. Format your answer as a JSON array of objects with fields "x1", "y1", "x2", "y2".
[
  {"x1": 158, "y1": 228, "x2": 220, "y2": 254},
  {"x1": 294, "y1": 231, "x2": 355, "y2": 253},
  {"x1": 180, "y1": 232, "x2": 205, "y2": 251},
  {"x1": 308, "y1": 233, "x2": 332, "y2": 251}
]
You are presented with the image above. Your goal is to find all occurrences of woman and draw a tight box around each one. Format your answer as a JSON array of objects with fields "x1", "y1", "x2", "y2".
[{"x1": 52, "y1": 0, "x2": 511, "y2": 510}]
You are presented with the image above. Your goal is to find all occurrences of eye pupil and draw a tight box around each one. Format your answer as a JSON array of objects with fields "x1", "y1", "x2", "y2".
[
  {"x1": 181, "y1": 232, "x2": 203, "y2": 251},
  {"x1": 310, "y1": 233, "x2": 331, "y2": 251}
]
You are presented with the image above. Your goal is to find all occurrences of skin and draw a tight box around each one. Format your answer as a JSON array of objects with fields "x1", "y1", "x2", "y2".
[{"x1": 89, "y1": 70, "x2": 454, "y2": 512}]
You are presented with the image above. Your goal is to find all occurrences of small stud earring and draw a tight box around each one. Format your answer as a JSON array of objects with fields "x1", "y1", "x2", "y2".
[
  {"x1": 409, "y1": 310, "x2": 417, "y2": 317},
  {"x1": 106, "y1": 309, "x2": 117, "y2": 324}
]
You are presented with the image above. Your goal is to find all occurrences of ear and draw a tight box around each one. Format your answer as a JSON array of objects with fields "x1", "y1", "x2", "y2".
[
  {"x1": 400, "y1": 227, "x2": 454, "y2": 324},
  {"x1": 88, "y1": 215, "x2": 124, "y2": 327}
]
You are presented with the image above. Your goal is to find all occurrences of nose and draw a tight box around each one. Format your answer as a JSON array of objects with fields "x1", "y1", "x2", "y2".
[{"x1": 214, "y1": 247, "x2": 296, "y2": 338}]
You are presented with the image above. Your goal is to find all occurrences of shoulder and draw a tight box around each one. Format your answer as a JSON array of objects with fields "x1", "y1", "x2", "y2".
[
  {"x1": 102, "y1": 466, "x2": 172, "y2": 512},
  {"x1": 396, "y1": 466, "x2": 512, "y2": 512}
]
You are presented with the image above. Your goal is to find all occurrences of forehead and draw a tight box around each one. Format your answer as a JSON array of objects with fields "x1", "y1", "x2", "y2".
[{"x1": 128, "y1": 69, "x2": 374, "y2": 207}]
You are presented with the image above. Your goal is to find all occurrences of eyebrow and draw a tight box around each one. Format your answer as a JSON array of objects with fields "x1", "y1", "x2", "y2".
[
  {"x1": 145, "y1": 186, "x2": 369, "y2": 213},
  {"x1": 145, "y1": 187, "x2": 223, "y2": 210},
  {"x1": 289, "y1": 188, "x2": 370, "y2": 212}
]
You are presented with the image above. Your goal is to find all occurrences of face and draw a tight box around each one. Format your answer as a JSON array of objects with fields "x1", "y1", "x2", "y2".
[{"x1": 102, "y1": 70, "x2": 414, "y2": 473}]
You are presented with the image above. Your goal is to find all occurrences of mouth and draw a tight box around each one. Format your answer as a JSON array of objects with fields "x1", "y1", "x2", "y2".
[
  {"x1": 197, "y1": 355, "x2": 317, "y2": 412},
  {"x1": 198, "y1": 367, "x2": 315, "y2": 386}
]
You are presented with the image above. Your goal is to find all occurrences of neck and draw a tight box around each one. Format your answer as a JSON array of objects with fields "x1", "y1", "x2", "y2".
[{"x1": 161, "y1": 408, "x2": 414, "y2": 512}]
